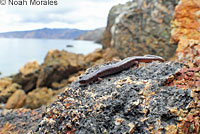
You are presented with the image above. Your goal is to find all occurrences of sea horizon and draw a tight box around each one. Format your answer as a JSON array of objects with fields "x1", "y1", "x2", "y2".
[{"x1": 0, "y1": 38, "x2": 102, "y2": 77}]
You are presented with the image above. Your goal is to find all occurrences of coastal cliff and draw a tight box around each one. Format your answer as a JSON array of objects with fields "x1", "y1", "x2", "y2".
[
  {"x1": 101, "y1": 0, "x2": 179, "y2": 60},
  {"x1": 0, "y1": 28, "x2": 89, "y2": 39}
]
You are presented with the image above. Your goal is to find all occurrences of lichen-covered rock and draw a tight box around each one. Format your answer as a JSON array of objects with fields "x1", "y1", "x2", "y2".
[
  {"x1": 33, "y1": 61, "x2": 194, "y2": 134},
  {"x1": 165, "y1": 66, "x2": 200, "y2": 134},
  {"x1": 0, "y1": 108, "x2": 44, "y2": 133},
  {"x1": 25, "y1": 87, "x2": 54, "y2": 109},
  {"x1": 173, "y1": 39, "x2": 200, "y2": 67},
  {"x1": 0, "y1": 61, "x2": 199, "y2": 133},
  {"x1": 0, "y1": 77, "x2": 22, "y2": 103},
  {"x1": 5, "y1": 90, "x2": 26, "y2": 109},
  {"x1": 102, "y1": 0, "x2": 178, "y2": 59},
  {"x1": 171, "y1": 0, "x2": 200, "y2": 43},
  {"x1": 36, "y1": 50, "x2": 85, "y2": 88}
]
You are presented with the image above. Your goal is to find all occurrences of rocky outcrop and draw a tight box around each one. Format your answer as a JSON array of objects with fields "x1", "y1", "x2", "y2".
[
  {"x1": 102, "y1": 0, "x2": 178, "y2": 59},
  {"x1": 1, "y1": 60, "x2": 199, "y2": 133},
  {"x1": 12, "y1": 61, "x2": 40, "y2": 93},
  {"x1": 36, "y1": 50, "x2": 85, "y2": 88},
  {"x1": 171, "y1": 0, "x2": 200, "y2": 43}
]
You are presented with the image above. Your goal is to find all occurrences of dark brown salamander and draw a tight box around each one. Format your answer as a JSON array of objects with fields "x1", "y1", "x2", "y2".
[{"x1": 78, "y1": 55, "x2": 165, "y2": 85}]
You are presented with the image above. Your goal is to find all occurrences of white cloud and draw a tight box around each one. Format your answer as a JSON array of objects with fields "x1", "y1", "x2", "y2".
[{"x1": 0, "y1": 0, "x2": 130, "y2": 32}]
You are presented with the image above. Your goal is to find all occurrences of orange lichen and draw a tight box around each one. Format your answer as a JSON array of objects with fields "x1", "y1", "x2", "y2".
[
  {"x1": 165, "y1": 125, "x2": 177, "y2": 134},
  {"x1": 165, "y1": 65, "x2": 200, "y2": 133},
  {"x1": 171, "y1": 0, "x2": 200, "y2": 42}
]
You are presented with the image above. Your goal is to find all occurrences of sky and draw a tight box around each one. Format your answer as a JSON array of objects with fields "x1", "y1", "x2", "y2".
[{"x1": 0, "y1": 0, "x2": 130, "y2": 33}]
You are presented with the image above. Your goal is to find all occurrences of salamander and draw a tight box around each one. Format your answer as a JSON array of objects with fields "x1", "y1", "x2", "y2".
[{"x1": 78, "y1": 55, "x2": 165, "y2": 85}]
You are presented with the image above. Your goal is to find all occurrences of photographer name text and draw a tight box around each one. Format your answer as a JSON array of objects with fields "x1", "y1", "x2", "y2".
[{"x1": 7, "y1": 0, "x2": 58, "y2": 5}]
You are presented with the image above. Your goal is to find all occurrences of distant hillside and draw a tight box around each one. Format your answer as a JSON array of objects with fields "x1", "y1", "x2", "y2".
[
  {"x1": 0, "y1": 28, "x2": 90, "y2": 39},
  {"x1": 76, "y1": 27, "x2": 105, "y2": 43}
]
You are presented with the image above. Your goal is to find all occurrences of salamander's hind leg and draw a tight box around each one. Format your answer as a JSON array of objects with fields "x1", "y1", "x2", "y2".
[{"x1": 95, "y1": 77, "x2": 102, "y2": 84}]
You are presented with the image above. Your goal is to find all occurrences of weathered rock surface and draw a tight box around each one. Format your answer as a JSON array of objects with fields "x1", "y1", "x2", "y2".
[
  {"x1": 0, "y1": 108, "x2": 44, "y2": 133},
  {"x1": 5, "y1": 90, "x2": 26, "y2": 109},
  {"x1": 173, "y1": 39, "x2": 200, "y2": 67},
  {"x1": 0, "y1": 77, "x2": 22, "y2": 103},
  {"x1": 33, "y1": 61, "x2": 193, "y2": 134},
  {"x1": 165, "y1": 67, "x2": 200, "y2": 134},
  {"x1": 102, "y1": 0, "x2": 178, "y2": 59},
  {"x1": 171, "y1": 0, "x2": 200, "y2": 43},
  {"x1": 0, "y1": 61, "x2": 199, "y2": 133}
]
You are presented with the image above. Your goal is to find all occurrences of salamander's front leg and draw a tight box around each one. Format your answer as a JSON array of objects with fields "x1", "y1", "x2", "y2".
[{"x1": 132, "y1": 61, "x2": 139, "y2": 70}]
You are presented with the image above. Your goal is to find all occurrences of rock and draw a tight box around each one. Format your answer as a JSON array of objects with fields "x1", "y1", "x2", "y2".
[
  {"x1": 171, "y1": 0, "x2": 200, "y2": 43},
  {"x1": 0, "y1": 77, "x2": 22, "y2": 103},
  {"x1": 36, "y1": 50, "x2": 85, "y2": 88},
  {"x1": 5, "y1": 90, "x2": 26, "y2": 109},
  {"x1": 0, "y1": 108, "x2": 44, "y2": 133},
  {"x1": 0, "y1": 61, "x2": 200, "y2": 133},
  {"x1": 12, "y1": 61, "x2": 40, "y2": 93},
  {"x1": 102, "y1": 0, "x2": 178, "y2": 59},
  {"x1": 34, "y1": 61, "x2": 195, "y2": 134},
  {"x1": 19, "y1": 61, "x2": 40, "y2": 76},
  {"x1": 173, "y1": 39, "x2": 200, "y2": 67},
  {"x1": 25, "y1": 87, "x2": 54, "y2": 109}
]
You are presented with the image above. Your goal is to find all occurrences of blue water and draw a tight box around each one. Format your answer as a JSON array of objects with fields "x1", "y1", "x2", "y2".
[{"x1": 0, "y1": 38, "x2": 102, "y2": 77}]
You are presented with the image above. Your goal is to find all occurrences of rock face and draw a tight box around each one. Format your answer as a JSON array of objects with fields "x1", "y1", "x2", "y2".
[
  {"x1": 102, "y1": 0, "x2": 178, "y2": 59},
  {"x1": 171, "y1": 0, "x2": 200, "y2": 43},
  {"x1": 173, "y1": 39, "x2": 200, "y2": 66}
]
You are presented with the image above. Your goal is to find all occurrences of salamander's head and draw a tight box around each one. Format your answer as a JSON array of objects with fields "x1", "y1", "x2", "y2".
[
  {"x1": 78, "y1": 76, "x2": 88, "y2": 85},
  {"x1": 144, "y1": 54, "x2": 165, "y2": 62}
]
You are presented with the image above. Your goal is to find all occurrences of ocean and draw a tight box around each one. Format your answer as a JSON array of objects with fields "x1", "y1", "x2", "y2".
[{"x1": 0, "y1": 38, "x2": 102, "y2": 77}]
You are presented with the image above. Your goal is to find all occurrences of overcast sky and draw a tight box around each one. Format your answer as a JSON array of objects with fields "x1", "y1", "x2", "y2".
[{"x1": 0, "y1": 0, "x2": 130, "y2": 33}]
